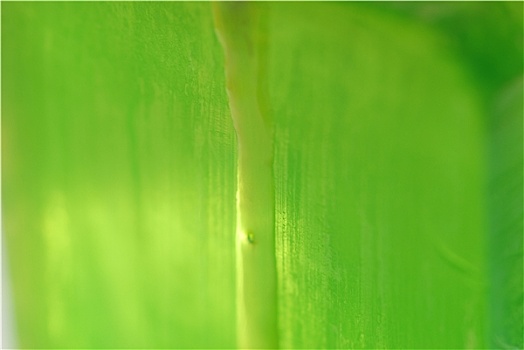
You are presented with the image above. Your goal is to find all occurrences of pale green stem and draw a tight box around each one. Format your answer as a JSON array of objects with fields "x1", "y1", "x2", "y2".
[{"x1": 213, "y1": 3, "x2": 278, "y2": 349}]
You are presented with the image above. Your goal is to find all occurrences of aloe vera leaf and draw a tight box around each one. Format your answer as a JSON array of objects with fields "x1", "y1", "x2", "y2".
[
  {"x1": 2, "y1": 3, "x2": 236, "y2": 348},
  {"x1": 2, "y1": 2, "x2": 523, "y2": 349},
  {"x1": 269, "y1": 3, "x2": 488, "y2": 348}
]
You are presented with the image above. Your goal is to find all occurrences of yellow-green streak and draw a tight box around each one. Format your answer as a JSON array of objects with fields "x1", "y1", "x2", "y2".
[{"x1": 213, "y1": 3, "x2": 278, "y2": 349}]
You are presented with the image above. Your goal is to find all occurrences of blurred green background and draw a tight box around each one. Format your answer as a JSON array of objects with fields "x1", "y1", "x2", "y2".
[{"x1": 2, "y1": 2, "x2": 522, "y2": 349}]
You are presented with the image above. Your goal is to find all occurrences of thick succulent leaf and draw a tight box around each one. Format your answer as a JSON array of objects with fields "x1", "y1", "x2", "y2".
[
  {"x1": 3, "y1": 3, "x2": 236, "y2": 348},
  {"x1": 2, "y1": 2, "x2": 522, "y2": 349}
]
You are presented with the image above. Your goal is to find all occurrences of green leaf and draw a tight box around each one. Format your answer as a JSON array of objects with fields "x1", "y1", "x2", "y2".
[{"x1": 2, "y1": 2, "x2": 522, "y2": 349}]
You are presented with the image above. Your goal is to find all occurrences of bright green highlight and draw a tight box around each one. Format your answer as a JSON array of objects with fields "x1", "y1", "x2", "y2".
[{"x1": 214, "y1": 3, "x2": 278, "y2": 348}]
